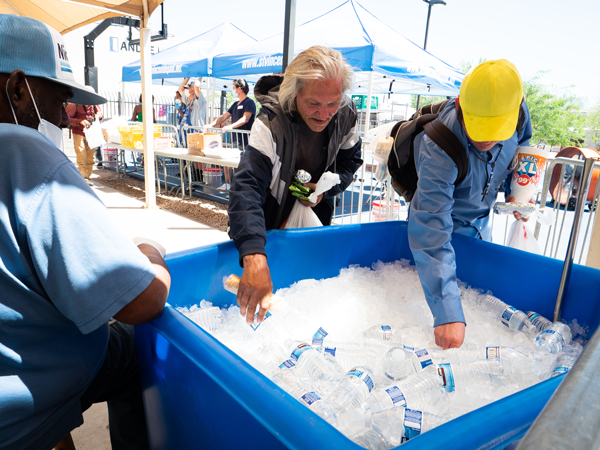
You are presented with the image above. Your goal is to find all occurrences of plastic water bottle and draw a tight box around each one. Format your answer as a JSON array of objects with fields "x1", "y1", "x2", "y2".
[
  {"x1": 351, "y1": 429, "x2": 391, "y2": 450},
  {"x1": 428, "y1": 346, "x2": 529, "y2": 363},
  {"x1": 436, "y1": 360, "x2": 506, "y2": 393},
  {"x1": 327, "y1": 366, "x2": 376, "y2": 414},
  {"x1": 363, "y1": 325, "x2": 403, "y2": 343},
  {"x1": 367, "y1": 407, "x2": 449, "y2": 446},
  {"x1": 271, "y1": 359, "x2": 338, "y2": 425},
  {"x1": 180, "y1": 306, "x2": 223, "y2": 331},
  {"x1": 286, "y1": 341, "x2": 342, "y2": 394},
  {"x1": 548, "y1": 344, "x2": 583, "y2": 378},
  {"x1": 382, "y1": 347, "x2": 435, "y2": 381},
  {"x1": 251, "y1": 311, "x2": 293, "y2": 344},
  {"x1": 526, "y1": 311, "x2": 552, "y2": 333},
  {"x1": 362, "y1": 371, "x2": 444, "y2": 413},
  {"x1": 311, "y1": 327, "x2": 378, "y2": 372},
  {"x1": 477, "y1": 295, "x2": 536, "y2": 335},
  {"x1": 534, "y1": 322, "x2": 573, "y2": 353}
]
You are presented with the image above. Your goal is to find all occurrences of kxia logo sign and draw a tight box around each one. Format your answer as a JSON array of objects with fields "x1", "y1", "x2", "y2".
[{"x1": 512, "y1": 154, "x2": 545, "y2": 187}]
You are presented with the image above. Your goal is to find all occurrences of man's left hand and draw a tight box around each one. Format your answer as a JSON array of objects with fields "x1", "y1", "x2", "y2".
[
  {"x1": 298, "y1": 182, "x2": 323, "y2": 207},
  {"x1": 222, "y1": 125, "x2": 233, "y2": 131}
]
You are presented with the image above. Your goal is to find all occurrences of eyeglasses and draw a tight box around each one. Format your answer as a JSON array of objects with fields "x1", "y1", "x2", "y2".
[{"x1": 467, "y1": 142, "x2": 503, "y2": 202}]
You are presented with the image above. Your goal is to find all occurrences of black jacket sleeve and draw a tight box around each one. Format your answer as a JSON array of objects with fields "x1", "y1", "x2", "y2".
[
  {"x1": 324, "y1": 137, "x2": 363, "y2": 198},
  {"x1": 228, "y1": 146, "x2": 273, "y2": 266}
]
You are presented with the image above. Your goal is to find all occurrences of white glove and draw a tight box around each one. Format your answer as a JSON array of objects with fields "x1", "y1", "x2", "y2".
[{"x1": 132, "y1": 237, "x2": 166, "y2": 258}]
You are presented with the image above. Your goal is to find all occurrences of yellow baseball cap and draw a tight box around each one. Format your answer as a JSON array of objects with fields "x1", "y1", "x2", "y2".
[{"x1": 459, "y1": 59, "x2": 523, "y2": 142}]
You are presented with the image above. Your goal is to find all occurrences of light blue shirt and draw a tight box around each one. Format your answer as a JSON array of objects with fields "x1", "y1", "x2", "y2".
[
  {"x1": 0, "y1": 124, "x2": 156, "y2": 449},
  {"x1": 408, "y1": 101, "x2": 532, "y2": 327},
  {"x1": 182, "y1": 91, "x2": 206, "y2": 128}
]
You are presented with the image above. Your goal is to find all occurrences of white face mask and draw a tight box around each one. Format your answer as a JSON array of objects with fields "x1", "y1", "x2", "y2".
[{"x1": 6, "y1": 77, "x2": 65, "y2": 151}]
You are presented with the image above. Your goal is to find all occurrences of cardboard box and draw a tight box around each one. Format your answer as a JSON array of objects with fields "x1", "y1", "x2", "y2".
[{"x1": 187, "y1": 133, "x2": 222, "y2": 156}]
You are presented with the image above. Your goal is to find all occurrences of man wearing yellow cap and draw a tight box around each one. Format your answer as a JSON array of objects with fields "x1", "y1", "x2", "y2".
[{"x1": 408, "y1": 60, "x2": 532, "y2": 349}]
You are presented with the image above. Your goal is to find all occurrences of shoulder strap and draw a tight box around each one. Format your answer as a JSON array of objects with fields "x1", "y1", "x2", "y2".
[{"x1": 423, "y1": 118, "x2": 469, "y2": 184}]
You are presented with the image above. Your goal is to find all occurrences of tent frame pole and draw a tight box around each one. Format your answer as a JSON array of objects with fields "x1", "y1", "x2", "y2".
[{"x1": 140, "y1": 0, "x2": 157, "y2": 209}]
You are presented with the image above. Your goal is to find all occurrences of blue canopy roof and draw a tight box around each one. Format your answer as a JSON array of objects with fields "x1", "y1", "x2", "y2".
[
  {"x1": 211, "y1": 0, "x2": 464, "y2": 96},
  {"x1": 122, "y1": 22, "x2": 256, "y2": 82}
]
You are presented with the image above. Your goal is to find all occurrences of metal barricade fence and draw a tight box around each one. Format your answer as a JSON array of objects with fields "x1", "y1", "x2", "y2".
[
  {"x1": 99, "y1": 91, "x2": 178, "y2": 126},
  {"x1": 533, "y1": 156, "x2": 600, "y2": 265}
]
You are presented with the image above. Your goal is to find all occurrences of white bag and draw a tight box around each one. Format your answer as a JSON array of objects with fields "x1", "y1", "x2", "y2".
[
  {"x1": 307, "y1": 172, "x2": 341, "y2": 203},
  {"x1": 84, "y1": 121, "x2": 105, "y2": 148},
  {"x1": 507, "y1": 219, "x2": 541, "y2": 254},
  {"x1": 284, "y1": 201, "x2": 323, "y2": 229}
]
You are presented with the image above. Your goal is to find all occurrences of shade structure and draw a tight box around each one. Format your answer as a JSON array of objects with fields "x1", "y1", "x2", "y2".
[
  {"x1": 0, "y1": 0, "x2": 164, "y2": 34},
  {"x1": 122, "y1": 22, "x2": 256, "y2": 82},
  {"x1": 212, "y1": 0, "x2": 463, "y2": 96}
]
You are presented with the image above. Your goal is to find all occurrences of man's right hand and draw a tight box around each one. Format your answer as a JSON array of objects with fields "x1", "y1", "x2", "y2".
[
  {"x1": 239, "y1": 254, "x2": 273, "y2": 324},
  {"x1": 434, "y1": 322, "x2": 466, "y2": 349},
  {"x1": 80, "y1": 119, "x2": 91, "y2": 128}
]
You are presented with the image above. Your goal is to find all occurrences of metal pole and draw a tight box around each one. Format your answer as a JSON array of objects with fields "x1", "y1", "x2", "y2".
[
  {"x1": 140, "y1": 0, "x2": 157, "y2": 209},
  {"x1": 282, "y1": 0, "x2": 296, "y2": 73},
  {"x1": 516, "y1": 323, "x2": 600, "y2": 450},
  {"x1": 415, "y1": 3, "x2": 433, "y2": 111},
  {"x1": 553, "y1": 157, "x2": 597, "y2": 321}
]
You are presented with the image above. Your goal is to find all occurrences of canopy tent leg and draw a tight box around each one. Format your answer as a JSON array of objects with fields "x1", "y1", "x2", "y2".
[
  {"x1": 357, "y1": 71, "x2": 374, "y2": 224},
  {"x1": 140, "y1": 1, "x2": 157, "y2": 209}
]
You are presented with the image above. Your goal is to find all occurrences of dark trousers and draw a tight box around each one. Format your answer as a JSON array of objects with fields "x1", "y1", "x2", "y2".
[{"x1": 79, "y1": 322, "x2": 149, "y2": 450}]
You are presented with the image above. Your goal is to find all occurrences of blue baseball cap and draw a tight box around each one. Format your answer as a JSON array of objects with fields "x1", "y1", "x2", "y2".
[{"x1": 0, "y1": 14, "x2": 106, "y2": 105}]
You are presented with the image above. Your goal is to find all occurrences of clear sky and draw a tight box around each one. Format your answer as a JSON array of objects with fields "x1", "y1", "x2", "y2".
[{"x1": 145, "y1": 0, "x2": 599, "y2": 108}]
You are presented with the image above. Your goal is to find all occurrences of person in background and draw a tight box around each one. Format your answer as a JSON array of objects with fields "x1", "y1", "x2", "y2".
[
  {"x1": 0, "y1": 15, "x2": 171, "y2": 450},
  {"x1": 66, "y1": 102, "x2": 103, "y2": 183},
  {"x1": 131, "y1": 94, "x2": 156, "y2": 123},
  {"x1": 228, "y1": 46, "x2": 362, "y2": 326},
  {"x1": 208, "y1": 78, "x2": 256, "y2": 150},
  {"x1": 407, "y1": 59, "x2": 532, "y2": 349},
  {"x1": 178, "y1": 77, "x2": 206, "y2": 129}
]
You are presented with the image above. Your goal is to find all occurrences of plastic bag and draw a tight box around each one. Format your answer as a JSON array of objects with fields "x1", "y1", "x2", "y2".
[
  {"x1": 84, "y1": 121, "x2": 105, "y2": 148},
  {"x1": 507, "y1": 219, "x2": 541, "y2": 254},
  {"x1": 284, "y1": 201, "x2": 323, "y2": 229},
  {"x1": 285, "y1": 172, "x2": 341, "y2": 229},
  {"x1": 307, "y1": 172, "x2": 340, "y2": 203}
]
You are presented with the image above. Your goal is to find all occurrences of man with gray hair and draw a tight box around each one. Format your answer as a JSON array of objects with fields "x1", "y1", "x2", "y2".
[{"x1": 228, "y1": 46, "x2": 363, "y2": 325}]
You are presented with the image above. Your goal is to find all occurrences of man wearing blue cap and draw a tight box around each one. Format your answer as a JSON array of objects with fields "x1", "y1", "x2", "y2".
[{"x1": 0, "y1": 15, "x2": 171, "y2": 450}]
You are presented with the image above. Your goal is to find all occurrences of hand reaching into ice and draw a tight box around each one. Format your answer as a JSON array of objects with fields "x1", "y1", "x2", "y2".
[
  {"x1": 239, "y1": 254, "x2": 273, "y2": 324},
  {"x1": 434, "y1": 322, "x2": 465, "y2": 349},
  {"x1": 506, "y1": 195, "x2": 536, "y2": 222}
]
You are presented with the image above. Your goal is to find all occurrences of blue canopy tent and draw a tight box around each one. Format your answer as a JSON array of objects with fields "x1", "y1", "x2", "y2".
[
  {"x1": 211, "y1": 0, "x2": 464, "y2": 97},
  {"x1": 122, "y1": 22, "x2": 256, "y2": 82}
]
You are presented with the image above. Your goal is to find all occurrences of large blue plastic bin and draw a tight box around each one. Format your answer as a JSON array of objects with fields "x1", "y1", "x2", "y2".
[{"x1": 136, "y1": 221, "x2": 600, "y2": 450}]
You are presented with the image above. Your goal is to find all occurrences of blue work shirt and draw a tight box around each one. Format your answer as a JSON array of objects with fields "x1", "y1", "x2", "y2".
[
  {"x1": 408, "y1": 101, "x2": 532, "y2": 327},
  {"x1": 0, "y1": 124, "x2": 156, "y2": 449}
]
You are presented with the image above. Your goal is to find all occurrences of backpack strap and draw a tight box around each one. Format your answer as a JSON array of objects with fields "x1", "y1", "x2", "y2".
[{"x1": 423, "y1": 118, "x2": 469, "y2": 185}]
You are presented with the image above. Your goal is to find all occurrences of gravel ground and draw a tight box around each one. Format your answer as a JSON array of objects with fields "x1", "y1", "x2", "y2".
[{"x1": 93, "y1": 168, "x2": 229, "y2": 232}]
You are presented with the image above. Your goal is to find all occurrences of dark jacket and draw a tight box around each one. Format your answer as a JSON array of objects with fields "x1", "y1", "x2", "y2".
[{"x1": 228, "y1": 75, "x2": 363, "y2": 265}]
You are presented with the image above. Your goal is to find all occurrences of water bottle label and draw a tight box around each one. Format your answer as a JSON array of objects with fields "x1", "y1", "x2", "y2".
[
  {"x1": 290, "y1": 343, "x2": 313, "y2": 361},
  {"x1": 300, "y1": 391, "x2": 322, "y2": 406},
  {"x1": 403, "y1": 345, "x2": 415, "y2": 352},
  {"x1": 526, "y1": 311, "x2": 540, "y2": 322},
  {"x1": 384, "y1": 386, "x2": 407, "y2": 407},
  {"x1": 311, "y1": 327, "x2": 328, "y2": 347},
  {"x1": 550, "y1": 367, "x2": 569, "y2": 377},
  {"x1": 438, "y1": 363, "x2": 456, "y2": 393},
  {"x1": 415, "y1": 349, "x2": 433, "y2": 369},
  {"x1": 347, "y1": 368, "x2": 374, "y2": 392},
  {"x1": 501, "y1": 307, "x2": 516, "y2": 327},
  {"x1": 486, "y1": 347, "x2": 500, "y2": 359},
  {"x1": 249, "y1": 311, "x2": 272, "y2": 331},
  {"x1": 279, "y1": 359, "x2": 296, "y2": 369},
  {"x1": 381, "y1": 325, "x2": 393, "y2": 340},
  {"x1": 404, "y1": 408, "x2": 423, "y2": 438},
  {"x1": 324, "y1": 347, "x2": 336, "y2": 357}
]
